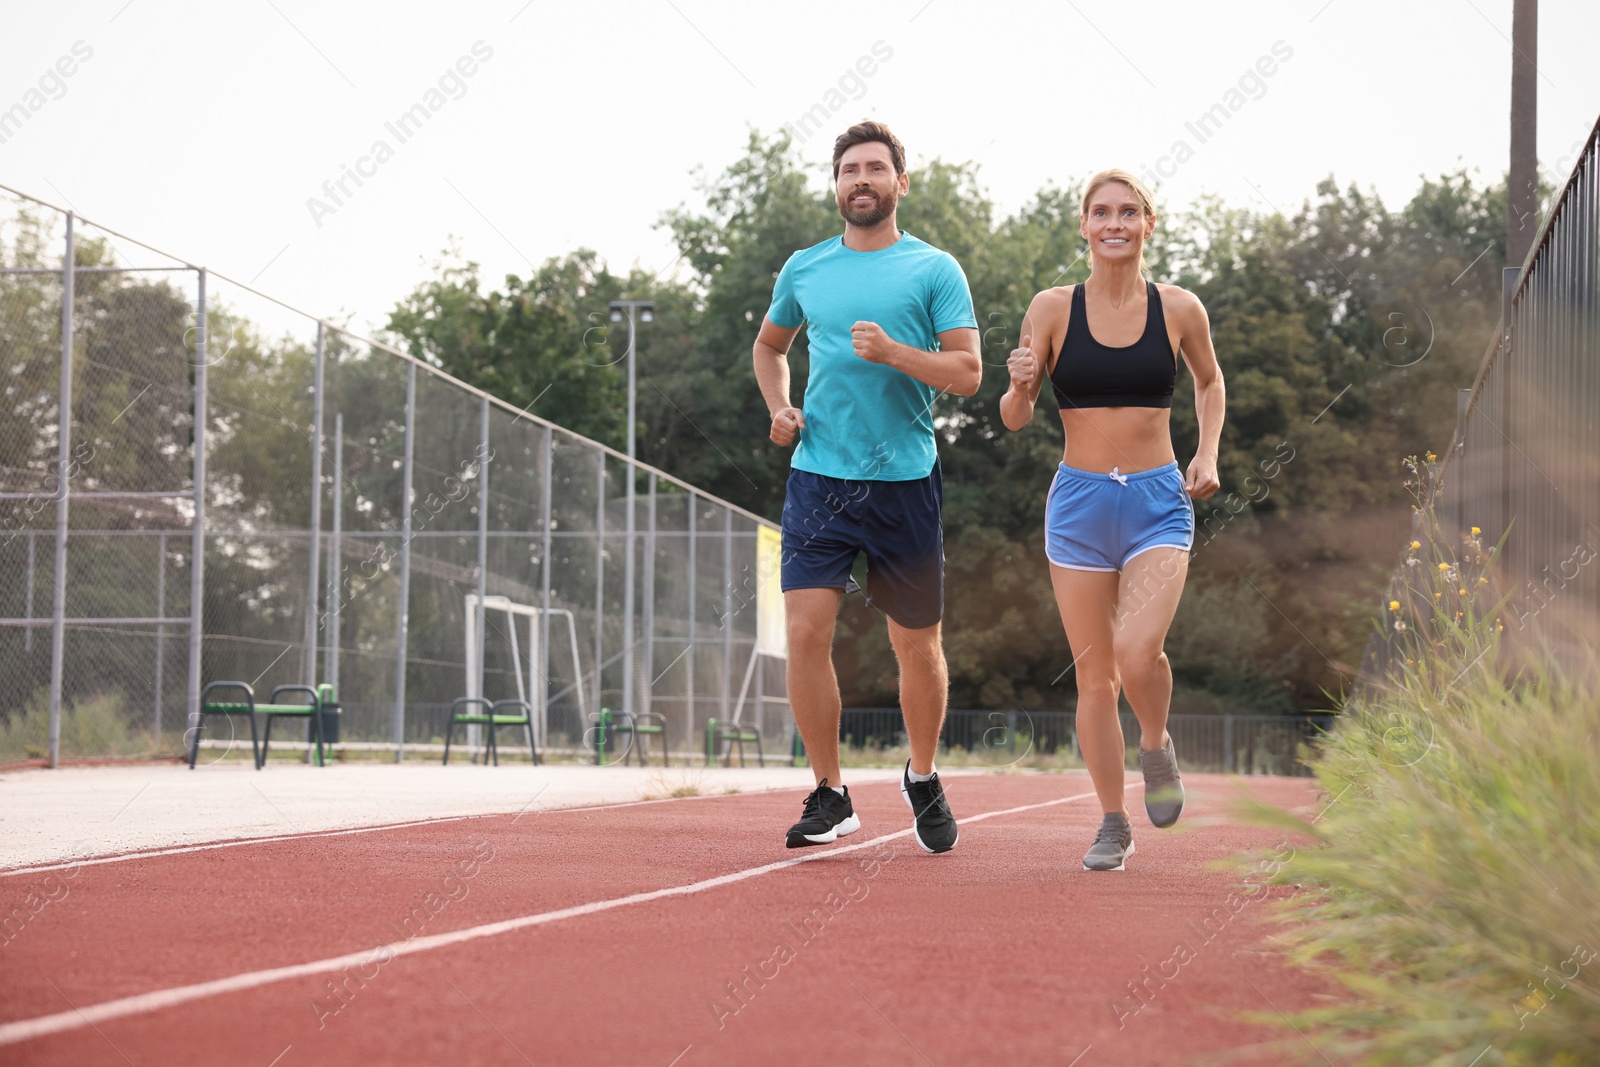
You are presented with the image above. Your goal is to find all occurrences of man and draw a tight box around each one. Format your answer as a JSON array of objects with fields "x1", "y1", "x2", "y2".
[{"x1": 752, "y1": 121, "x2": 981, "y2": 854}]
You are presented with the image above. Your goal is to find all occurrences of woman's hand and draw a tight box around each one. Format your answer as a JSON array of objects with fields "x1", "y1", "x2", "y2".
[{"x1": 1184, "y1": 454, "x2": 1220, "y2": 499}]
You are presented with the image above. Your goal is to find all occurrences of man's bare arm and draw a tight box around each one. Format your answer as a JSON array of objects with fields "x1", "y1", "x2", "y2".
[
  {"x1": 850, "y1": 323, "x2": 982, "y2": 396},
  {"x1": 754, "y1": 316, "x2": 805, "y2": 446}
]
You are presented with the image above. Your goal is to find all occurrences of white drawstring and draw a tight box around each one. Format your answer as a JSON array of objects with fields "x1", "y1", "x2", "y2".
[{"x1": 1108, "y1": 467, "x2": 1129, "y2": 486}]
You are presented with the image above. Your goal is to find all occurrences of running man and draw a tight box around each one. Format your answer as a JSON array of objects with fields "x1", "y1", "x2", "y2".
[
  {"x1": 752, "y1": 121, "x2": 981, "y2": 853},
  {"x1": 1000, "y1": 169, "x2": 1225, "y2": 871}
]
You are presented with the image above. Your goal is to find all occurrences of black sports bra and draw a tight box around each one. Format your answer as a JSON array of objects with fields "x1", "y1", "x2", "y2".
[{"x1": 1049, "y1": 282, "x2": 1176, "y2": 409}]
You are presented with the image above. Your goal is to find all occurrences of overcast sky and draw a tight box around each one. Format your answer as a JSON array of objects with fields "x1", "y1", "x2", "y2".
[{"x1": 3, "y1": 0, "x2": 1597, "y2": 336}]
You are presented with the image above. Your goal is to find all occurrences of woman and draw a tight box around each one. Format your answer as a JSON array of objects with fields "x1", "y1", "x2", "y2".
[{"x1": 1000, "y1": 169, "x2": 1224, "y2": 871}]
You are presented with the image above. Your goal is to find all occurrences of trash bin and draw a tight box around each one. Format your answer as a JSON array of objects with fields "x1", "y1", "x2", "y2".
[{"x1": 313, "y1": 684, "x2": 342, "y2": 758}]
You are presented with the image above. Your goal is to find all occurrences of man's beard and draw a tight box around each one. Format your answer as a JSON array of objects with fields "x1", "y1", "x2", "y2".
[{"x1": 840, "y1": 188, "x2": 896, "y2": 227}]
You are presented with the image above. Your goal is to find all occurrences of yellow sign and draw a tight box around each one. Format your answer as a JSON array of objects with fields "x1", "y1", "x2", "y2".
[{"x1": 756, "y1": 525, "x2": 787, "y2": 658}]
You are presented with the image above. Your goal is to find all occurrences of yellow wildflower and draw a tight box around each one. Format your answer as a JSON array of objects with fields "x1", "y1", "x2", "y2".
[
  {"x1": 1458, "y1": 588, "x2": 1467, "y2": 596},
  {"x1": 1426, "y1": 451, "x2": 1437, "y2": 462},
  {"x1": 1410, "y1": 540, "x2": 1421, "y2": 550},
  {"x1": 1389, "y1": 600, "x2": 1401, "y2": 611},
  {"x1": 1438, "y1": 562, "x2": 1450, "y2": 572},
  {"x1": 1479, "y1": 577, "x2": 1488, "y2": 585},
  {"x1": 1471, "y1": 526, "x2": 1481, "y2": 536}
]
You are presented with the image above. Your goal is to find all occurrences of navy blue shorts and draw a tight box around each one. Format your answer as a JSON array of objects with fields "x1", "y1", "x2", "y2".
[{"x1": 780, "y1": 465, "x2": 944, "y2": 629}]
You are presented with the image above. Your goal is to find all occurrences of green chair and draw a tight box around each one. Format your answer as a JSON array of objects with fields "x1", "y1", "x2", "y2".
[
  {"x1": 256, "y1": 685, "x2": 328, "y2": 768},
  {"x1": 486, "y1": 698, "x2": 539, "y2": 765},
  {"x1": 611, "y1": 708, "x2": 669, "y2": 766},
  {"x1": 443, "y1": 697, "x2": 540, "y2": 766},
  {"x1": 705, "y1": 717, "x2": 764, "y2": 768},
  {"x1": 190, "y1": 681, "x2": 261, "y2": 769},
  {"x1": 190, "y1": 681, "x2": 328, "y2": 770},
  {"x1": 443, "y1": 697, "x2": 494, "y2": 766}
]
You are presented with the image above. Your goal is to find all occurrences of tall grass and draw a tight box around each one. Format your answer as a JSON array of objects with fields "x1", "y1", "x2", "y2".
[
  {"x1": 0, "y1": 689, "x2": 153, "y2": 762},
  {"x1": 1246, "y1": 457, "x2": 1600, "y2": 1066}
]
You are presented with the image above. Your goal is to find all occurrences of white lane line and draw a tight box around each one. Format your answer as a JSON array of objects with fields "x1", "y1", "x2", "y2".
[
  {"x1": 0, "y1": 788, "x2": 1102, "y2": 1048},
  {"x1": 0, "y1": 784, "x2": 837, "y2": 879},
  {"x1": 0, "y1": 816, "x2": 478, "y2": 879}
]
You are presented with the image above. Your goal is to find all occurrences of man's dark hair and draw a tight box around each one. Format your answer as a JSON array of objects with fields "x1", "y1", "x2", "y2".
[{"x1": 831, "y1": 121, "x2": 906, "y2": 180}]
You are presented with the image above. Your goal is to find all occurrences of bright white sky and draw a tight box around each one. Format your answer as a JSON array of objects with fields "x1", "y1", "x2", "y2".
[{"x1": 3, "y1": 0, "x2": 1597, "y2": 335}]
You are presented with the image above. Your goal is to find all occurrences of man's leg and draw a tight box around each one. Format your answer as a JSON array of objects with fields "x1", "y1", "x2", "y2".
[
  {"x1": 886, "y1": 617, "x2": 946, "y2": 776},
  {"x1": 785, "y1": 587, "x2": 845, "y2": 786}
]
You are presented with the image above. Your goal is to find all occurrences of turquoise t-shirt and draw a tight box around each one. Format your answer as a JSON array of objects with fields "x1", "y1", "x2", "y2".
[{"x1": 767, "y1": 231, "x2": 976, "y2": 482}]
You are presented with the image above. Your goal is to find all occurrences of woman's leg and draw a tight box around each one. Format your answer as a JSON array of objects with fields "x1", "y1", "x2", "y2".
[
  {"x1": 1049, "y1": 565, "x2": 1125, "y2": 816},
  {"x1": 1113, "y1": 548, "x2": 1189, "y2": 749}
]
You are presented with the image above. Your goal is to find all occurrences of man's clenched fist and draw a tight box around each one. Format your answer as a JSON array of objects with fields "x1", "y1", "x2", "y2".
[{"x1": 770, "y1": 406, "x2": 805, "y2": 447}]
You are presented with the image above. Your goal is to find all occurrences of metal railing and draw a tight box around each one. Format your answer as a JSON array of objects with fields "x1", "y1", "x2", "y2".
[
  {"x1": 1366, "y1": 111, "x2": 1600, "y2": 680},
  {"x1": 0, "y1": 185, "x2": 789, "y2": 766}
]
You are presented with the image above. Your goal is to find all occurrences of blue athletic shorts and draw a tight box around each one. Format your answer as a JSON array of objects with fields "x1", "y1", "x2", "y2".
[
  {"x1": 1044, "y1": 461, "x2": 1194, "y2": 571},
  {"x1": 780, "y1": 465, "x2": 944, "y2": 629}
]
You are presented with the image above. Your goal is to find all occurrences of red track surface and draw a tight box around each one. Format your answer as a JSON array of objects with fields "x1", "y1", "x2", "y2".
[{"x1": 1, "y1": 772, "x2": 1335, "y2": 1066}]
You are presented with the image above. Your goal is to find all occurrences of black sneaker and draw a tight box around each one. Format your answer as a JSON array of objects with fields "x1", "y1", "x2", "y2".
[
  {"x1": 785, "y1": 779, "x2": 861, "y2": 848},
  {"x1": 900, "y1": 762, "x2": 958, "y2": 854},
  {"x1": 1083, "y1": 813, "x2": 1135, "y2": 871},
  {"x1": 1139, "y1": 734, "x2": 1185, "y2": 828}
]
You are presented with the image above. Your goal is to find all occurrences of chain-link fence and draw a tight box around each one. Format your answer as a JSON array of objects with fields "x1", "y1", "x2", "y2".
[{"x1": 0, "y1": 186, "x2": 790, "y2": 766}]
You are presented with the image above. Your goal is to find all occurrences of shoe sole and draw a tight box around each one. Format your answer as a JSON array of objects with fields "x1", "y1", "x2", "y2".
[
  {"x1": 900, "y1": 779, "x2": 958, "y2": 854},
  {"x1": 785, "y1": 813, "x2": 860, "y2": 849},
  {"x1": 1083, "y1": 839, "x2": 1136, "y2": 872}
]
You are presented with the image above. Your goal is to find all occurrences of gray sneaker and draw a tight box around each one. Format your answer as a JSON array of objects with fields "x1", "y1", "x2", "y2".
[
  {"x1": 1083, "y1": 813, "x2": 1135, "y2": 871},
  {"x1": 1140, "y1": 734, "x2": 1185, "y2": 828}
]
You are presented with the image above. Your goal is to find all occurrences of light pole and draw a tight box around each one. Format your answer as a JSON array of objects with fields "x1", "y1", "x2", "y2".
[
  {"x1": 609, "y1": 300, "x2": 654, "y2": 464},
  {"x1": 608, "y1": 300, "x2": 653, "y2": 725}
]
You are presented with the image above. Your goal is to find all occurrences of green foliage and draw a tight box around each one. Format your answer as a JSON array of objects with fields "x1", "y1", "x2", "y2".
[
  {"x1": 386, "y1": 246, "x2": 631, "y2": 448},
  {"x1": 379, "y1": 131, "x2": 1512, "y2": 714},
  {"x1": 1250, "y1": 659, "x2": 1599, "y2": 1064},
  {"x1": 0, "y1": 690, "x2": 147, "y2": 761},
  {"x1": 1239, "y1": 465, "x2": 1598, "y2": 1066}
]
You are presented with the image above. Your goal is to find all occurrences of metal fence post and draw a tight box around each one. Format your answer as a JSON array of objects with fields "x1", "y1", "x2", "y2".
[
  {"x1": 155, "y1": 532, "x2": 166, "y2": 739},
  {"x1": 326, "y1": 413, "x2": 343, "y2": 698},
  {"x1": 622, "y1": 461, "x2": 636, "y2": 722},
  {"x1": 1223, "y1": 713, "x2": 1235, "y2": 773},
  {"x1": 472, "y1": 393, "x2": 489, "y2": 749},
  {"x1": 721, "y1": 510, "x2": 732, "y2": 723},
  {"x1": 539, "y1": 425, "x2": 553, "y2": 749},
  {"x1": 686, "y1": 493, "x2": 696, "y2": 755},
  {"x1": 184, "y1": 267, "x2": 208, "y2": 755},
  {"x1": 47, "y1": 213, "x2": 75, "y2": 769},
  {"x1": 303, "y1": 322, "x2": 325, "y2": 688},
  {"x1": 393, "y1": 363, "x2": 416, "y2": 760},
  {"x1": 24, "y1": 533, "x2": 34, "y2": 652},
  {"x1": 643, "y1": 472, "x2": 656, "y2": 720},
  {"x1": 594, "y1": 454, "x2": 605, "y2": 718}
]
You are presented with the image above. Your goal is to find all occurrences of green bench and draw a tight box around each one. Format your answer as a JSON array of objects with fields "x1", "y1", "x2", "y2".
[
  {"x1": 443, "y1": 697, "x2": 540, "y2": 766},
  {"x1": 705, "y1": 717, "x2": 764, "y2": 767},
  {"x1": 592, "y1": 707, "x2": 669, "y2": 767},
  {"x1": 190, "y1": 681, "x2": 336, "y2": 770}
]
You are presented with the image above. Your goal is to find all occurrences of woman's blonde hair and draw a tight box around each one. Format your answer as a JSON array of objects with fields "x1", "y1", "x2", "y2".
[{"x1": 1080, "y1": 168, "x2": 1157, "y2": 278}]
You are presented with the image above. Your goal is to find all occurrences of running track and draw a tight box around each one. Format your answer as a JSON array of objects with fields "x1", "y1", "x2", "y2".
[{"x1": 0, "y1": 772, "x2": 1334, "y2": 1066}]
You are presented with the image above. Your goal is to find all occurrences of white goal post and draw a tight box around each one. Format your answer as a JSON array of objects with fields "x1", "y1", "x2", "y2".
[{"x1": 464, "y1": 594, "x2": 587, "y2": 748}]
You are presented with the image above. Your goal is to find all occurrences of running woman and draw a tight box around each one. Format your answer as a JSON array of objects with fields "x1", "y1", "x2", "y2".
[
  {"x1": 1000, "y1": 169, "x2": 1224, "y2": 871},
  {"x1": 753, "y1": 121, "x2": 981, "y2": 853}
]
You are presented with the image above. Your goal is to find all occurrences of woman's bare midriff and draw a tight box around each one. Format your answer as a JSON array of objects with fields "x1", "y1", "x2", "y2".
[{"x1": 1059, "y1": 407, "x2": 1175, "y2": 474}]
